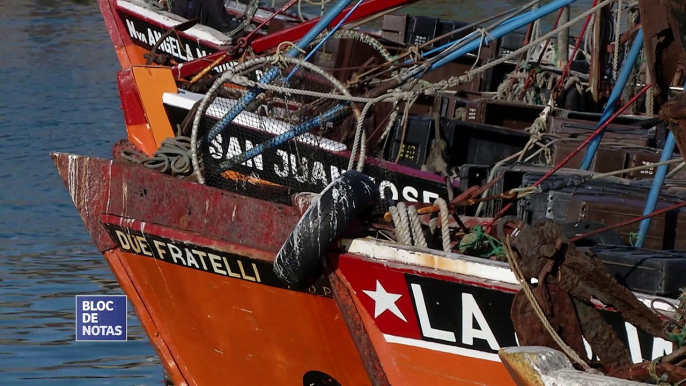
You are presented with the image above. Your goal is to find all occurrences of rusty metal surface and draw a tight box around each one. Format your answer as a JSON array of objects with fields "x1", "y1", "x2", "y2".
[
  {"x1": 639, "y1": 0, "x2": 686, "y2": 103},
  {"x1": 328, "y1": 267, "x2": 390, "y2": 386},
  {"x1": 511, "y1": 283, "x2": 588, "y2": 363},
  {"x1": 573, "y1": 298, "x2": 632, "y2": 370},
  {"x1": 52, "y1": 151, "x2": 377, "y2": 385},
  {"x1": 609, "y1": 361, "x2": 686, "y2": 384},
  {"x1": 502, "y1": 218, "x2": 669, "y2": 372},
  {"x1": 661, "y1": 93, "x2": 686, "y2": 173},
  {"x1": 51, "y1": 152, "x2": 301, "y2": 254}
]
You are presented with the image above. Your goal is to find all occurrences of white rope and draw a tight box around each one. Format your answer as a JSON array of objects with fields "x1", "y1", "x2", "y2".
[
  {"x1": 526, "y1": 8, "x2": 542, "y2": 63},
  {"x1": 471, "y1": 28, "x2": 496, "y2": 73},
  {"x1": 517, "y1": 102, "x2": 553, "y2": 162},
  {"x1": 229, "y1": 75, "x2": 406, "y2": 104},
  {"x1": 667, "y1": 161, "x2": 686, "y2": 178},
  {"x1": 190, "y1": 55, "x2": 365, "y2": 184},
  {"x1": 429, "y1": 217, "x2": 438, "y2": 235},
  {"x1": 612, "y1": 0, "x2": 623, "y2": 82},
  {"x1": 421, "y1": 0, "x2": 615, "y2": 95},
  {"x1": 348, "y1": 100, "x2": 374, "y2": 171},
  {"x1": 435, "y1": 198, "x2": 451, "y2": 252},
  {"x1": 309, "y1": 29, "x2": 395, "y2": 63},
  {"x1": 510, "y1": 157, "x2": 685, "y2": 198},
  {"x1": 390, "y1": 203, "x2": 412, "y2": 245},
  {"x1": 357, "y1": 129, "x2": 367, "y2": 172},
  {"x1": 408, "y1": 205, "x2": 427, "y2": 248},
  {"x1": 378, "y1": 101, "x2": 400, "y2": 144},
  {"x1": 646, "y1": 64, "x2": 655, "y2": 116},
  {"x1": 347, "y1": 94, "x2": 411, "y2": 172},
  {"x1": 584, "y1": 14, "x2": 594, "y2": 65}
]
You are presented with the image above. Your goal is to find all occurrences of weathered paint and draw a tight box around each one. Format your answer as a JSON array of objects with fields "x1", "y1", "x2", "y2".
[
  {"x1": 103, "y1": 249, "x2": 186, "y2": 385},
  {"x1": 117, "y1": 69, "x2": 158, "y2": 156},
  {"x1": 52, "y1": 152, "x2": 372, "y2": 385},
  {"x1": 328, "y1": 247, "x2": 678, "y2": 385},
  {"x1": 338, "y1": 237, "x2": 678, "y2": 314},
  {"x1": 332, "y1": 261, "x2": 516, "y2": 385},
  {"x1": 131, "y1": 66, "x2": 177, "y2": 147},
  {"x1": 639, "y1": 0, "x2": 686, "y2": 103},
  {"x1": 99, "y1": 0, "x2": 149, "y2": 69}
]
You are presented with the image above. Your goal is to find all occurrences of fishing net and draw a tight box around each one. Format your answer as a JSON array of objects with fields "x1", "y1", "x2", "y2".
[{"x1": 191, "y1": 55, "x2": 363, "y2": 204}]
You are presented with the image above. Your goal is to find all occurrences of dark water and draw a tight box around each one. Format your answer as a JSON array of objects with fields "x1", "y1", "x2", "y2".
[
  {"x1": 0, "y1": 0, "x2": 593, "y2": 385},
  {"x1": 0, "y1": 0, "x2": 160, "y2": 385}
]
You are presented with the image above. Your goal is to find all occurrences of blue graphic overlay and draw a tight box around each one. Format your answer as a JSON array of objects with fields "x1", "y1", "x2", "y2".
[{"x1": 75, "y1": 295, "x2": 127, "y2": 341}]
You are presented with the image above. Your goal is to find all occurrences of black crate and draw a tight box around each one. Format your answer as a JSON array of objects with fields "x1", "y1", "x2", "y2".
[
  {"x1": 590, "y1": 245, "x2": 686, "y2": 297},
  {"x1": 436, "y1": 20, "x2": 474, "y2": 47},
  {"x1": 459, "y1": 164, "x2": 490, "y2": 192},
  {"x1": 388, "y1": 115, "x2": 435, "y2": 169},
  {"x1": 405, "y1": 16, "x2": 439, "y2": 46},
  {"x1": 441, "y1": 119, "x2": 532, "y2": 166},
  {"x1": 498, "y1": 29, "x2": 527, "y2": 57}
]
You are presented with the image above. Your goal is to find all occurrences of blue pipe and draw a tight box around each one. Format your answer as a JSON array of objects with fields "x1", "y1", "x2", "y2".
[
  {"x1": 204, "y1": 0, "x2": 354, "y2": 143},
  {"x1": 287, "y1": 0, "x2": 365, "y2": 80},
  {"x1": 215, "y1": 0, "x2": 575, "y2": 169},
  {"x1": 422, "y1": 12, "x2": 531, "y2": 59},
  {"x1": 634, "y1": 132, "x2": 676, "y2": 248},
  {"x1": 425, "y1": 0, "x2": 576, "y2": 73},
  {"x1": 218, "y1": 104, "x2": 351, "y2": 170},
  {"x1": 633, "y1": 82, "x2": 686, "y2": 247},
  {"x1": 580, "y1": 28, "x2": 645, "y2": 170}
]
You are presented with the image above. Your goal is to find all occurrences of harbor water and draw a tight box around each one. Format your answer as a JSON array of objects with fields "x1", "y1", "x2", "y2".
[{"x1": 0, "y1": 0, "x2": 593, "y2": 384}]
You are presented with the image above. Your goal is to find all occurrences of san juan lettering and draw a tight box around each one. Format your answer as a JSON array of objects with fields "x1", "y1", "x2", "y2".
[{"x1": 209, "y1": 134, "x2": 443, "y2": 203}]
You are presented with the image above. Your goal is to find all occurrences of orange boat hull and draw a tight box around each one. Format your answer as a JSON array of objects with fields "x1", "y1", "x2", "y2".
[{"x1": 52, "y1": 152, "x2": 370, "y2": 385}]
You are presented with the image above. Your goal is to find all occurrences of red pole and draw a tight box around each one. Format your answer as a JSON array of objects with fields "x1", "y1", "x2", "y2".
[{"x1": 489, "y1": 83, "x2": 652, "y2": 224}]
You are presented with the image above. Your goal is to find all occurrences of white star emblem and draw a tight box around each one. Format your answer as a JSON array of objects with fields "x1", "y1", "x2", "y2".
[{"x1": 362, "y1": 280, "x2": 407, "y2": 322}]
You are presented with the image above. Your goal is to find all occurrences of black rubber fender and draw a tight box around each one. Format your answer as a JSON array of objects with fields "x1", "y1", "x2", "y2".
[{"x1": 273, "y1": 170, "x2": 379, "y2": 288}]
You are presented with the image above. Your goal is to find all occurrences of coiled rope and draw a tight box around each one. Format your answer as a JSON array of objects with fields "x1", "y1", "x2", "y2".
[
  {"x1": 190, "y1": 55, "x2": 370, "y2": 184},
  {"x1": 120, "y1": 136, "x2": 193, "y2": 177}
]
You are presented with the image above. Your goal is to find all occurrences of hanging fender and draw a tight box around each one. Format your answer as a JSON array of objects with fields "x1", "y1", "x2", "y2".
[{"x1": 273, "y1": 170, "x2": 379, "y2": 288}]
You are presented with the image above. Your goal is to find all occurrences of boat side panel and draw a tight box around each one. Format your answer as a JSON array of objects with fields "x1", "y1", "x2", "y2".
[
  {"x1": 333, "y1": 252, "x2": 677, "y2": 382},
  {"x1": 53, "y1": 152, "x2": 301, "y2": 253},
  {"x1": 103, "y1": 249, "x2": 187, "y2": 385},
  {"x1": 131, "y1": 66, "x2": 176, "y2": 147},
  {"x1": 99, "y1": 0, "x2": 148, "y2": 69},
  {"x1": 117, "y1": 69, "x2": 159, "y2": 156},
  {"x1": 333, "y1": 268, "x2": 516, "y2": 385},
  {"x1": 111, "y1": 247, "x2": 369, "y2": 385}
]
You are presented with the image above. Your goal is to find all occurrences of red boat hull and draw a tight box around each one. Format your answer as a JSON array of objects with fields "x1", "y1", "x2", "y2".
[{"x1": 52, "y1": 152, "x2": 370, "y2": 385}]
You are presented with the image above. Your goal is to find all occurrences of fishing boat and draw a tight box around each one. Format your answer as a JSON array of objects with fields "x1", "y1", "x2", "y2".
[{"x1": 56, "y1": 0, "x2": 686, "y2": 384}]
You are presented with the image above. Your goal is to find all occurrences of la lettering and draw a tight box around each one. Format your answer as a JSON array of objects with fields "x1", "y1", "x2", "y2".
[{"x1": 83, "y1": 300, "x2": 115, "y2": 311}]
